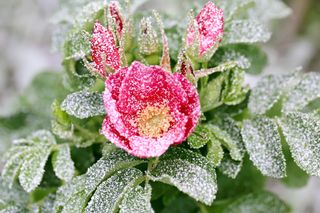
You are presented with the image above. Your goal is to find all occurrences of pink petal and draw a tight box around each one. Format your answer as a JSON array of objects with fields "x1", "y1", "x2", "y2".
[{"x1": 91, "y1": 21, "x2": 121, "y2": 76}]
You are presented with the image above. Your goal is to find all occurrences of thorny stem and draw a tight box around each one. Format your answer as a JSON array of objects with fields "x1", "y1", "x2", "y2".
[{"x1": 145, "y1": 157, "x2": 160, "y2": 184}]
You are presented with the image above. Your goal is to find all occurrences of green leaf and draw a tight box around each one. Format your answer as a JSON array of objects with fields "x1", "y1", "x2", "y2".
[
  {"x1": 61, "y1": 190, "x2": 88, "y2": 213},
  {"x1": 206, "y1": 135, "x2": 224, "y2": 167},
  {"x1": 52, "y1": 144, "x2": 75, "y2": 182},
  {"x1": 210, "y1": 44, "x2": 267, "y2": 75},
  {"x1": 216, "y1": 0, "x2": 255, "y2": 21},
  {"x1": 64, "y1": 29, "x2": 91, "y2": 60},
  {"x1": 85, "y1": 168, "x2": 144, "y2": 213},
  {"x1": 248, "y1": 0, "x2": 291, "y2": 22},
  {"x1": 187, "y1": 125, "x2": 211, "y2": 149},
  {"x1": 18, "y1": 146, "x2": 52, "y2": 192},
  {"x1": 61, "y1": 91, "x2": 105, "y2": 119},
  {"x1": 222, "y1": 20, "x2": 271, "y2": 45},
  {"x1": 54, "y1": 175, "x2": 86, "y2": 212},
  {"x1": 279, "y1": 112, "x2": 320, "y2": 177},
  {"x1": 283, "y1": 72, "x2": 320, "y2": 113},
  {"x1": 222, "y1": 68, "x2": 249, "y2": 106},
  {"x1": 223, "y1": 191, "x2": 290, "y2": 213},
  {"x1": 248, "y1": 72, "x2": 299, "y2": 115},
  {"x1": 207, "y1": 124, "x2": 244, "y2": 161},
  {"x1": 242, "y1": 117, "x2": 286, "y2": 178},
  {"x1": 119, "y1": 184, "x2": 154, "y2": 213},
  {"x1": 218, "y1": 153, "x2": 243, "y2": 179},
  {"x1": 149, "y1": 148, "x2": 217, "y2": 205},
  {"x1": 0, "y1": 177, "x2": 29, "y2": 208},
  {"x1": 28, "y1": 130, "x2": 57, "y2": 145},
  {"x1": 200, "y1": 74, "x2": 225, "y2": 112},
  {"x1": 85, "y1": 150, "x2": 145, "y2": 194}
]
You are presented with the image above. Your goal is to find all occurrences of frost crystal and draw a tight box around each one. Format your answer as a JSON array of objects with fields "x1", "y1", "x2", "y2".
[
  {"x1": 52, "y1": 144, "x2": 75, "y2": 182},
  {"x1": 242, "y1": 117, "x2": 286, "y2": 178},
  {"x1": 85, "y1": 168, "x2": 143, "y2": 213},
  {"x1": 218, "y1": 153, "x2": 243, "y2": 179},
  {"x1": 216, "y1": 0, "x2": 254, "y2": 21},
  {"x1": 61, "y1": 91, "x2": 105, "y2": 119},
  {"x1": 223, "y1": 20, "x2": 271, "y2": 45},
  {"x1": 119, "y1": 184, "x2": 154, "y2": 213},
  {"x1": 283, "y1": 72, "x2": 320, "y2": 113},
  {"x1": 279, "y1": 112, "x2": 320, "y2": 177}
]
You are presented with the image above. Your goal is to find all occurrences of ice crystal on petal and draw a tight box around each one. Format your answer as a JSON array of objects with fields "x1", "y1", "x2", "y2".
[
  {"x1": 283, "y1": 72, "x2": 320, "y2": 113},
  {"x1": 224, "y1": 192, "x2": 290, "y2": 213},
  {"x1": 61, "y1": 91, "x2": 105, "y2": 119},
  {"x1": 91, "y1": 21, "x2": 121, "y2": 76},
  {"x1": 85, "y1": 168, "x2": 143, "y2": 213},
  {"x1": 242, "y1": 117, "x2": 286, "y2": 178},
  {"x1": 279, "y1": 112, "x2": 320, "y2": 177},
  {"x1": 119, "y1": 184, "x2": 154, "y2": 213},
  {"x1": 52, "y1": 144, "x2": 75, "y2": 182},
  {"x1": 223, "y1": 20, "x2": 271, "y2": 45}
]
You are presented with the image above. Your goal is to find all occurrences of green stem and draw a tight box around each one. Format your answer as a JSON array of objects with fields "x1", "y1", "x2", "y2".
[{"x1": 145, "y1": 157, "x2": 160, "y2": 184}]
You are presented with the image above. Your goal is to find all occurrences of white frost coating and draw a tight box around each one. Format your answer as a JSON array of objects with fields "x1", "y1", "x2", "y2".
[
  {"x1": 29, "y1": 130, "x2": 57, "y2": 145},
  {"x1": 0, "y1": 177, "x2": 29, "y2": 207},
  {"x1": 216, "y1": 0, "x2": 254, "y2": 21},
  {"x1": 218, "y1": 154, "x2": 243, "y2": 179},
  {"x1": 224, "y1": 192, "x2": 289, "y2": 213},
  {"x1": 248, "y1": 72, "x2": 298, "y2": 115},
  {"x1": 61, "y1": 190, "x2": 87, "y2": 213},
  {"x1": 52, "y1": 144, "x2": 75, "y2": 182},
  {"x1": 51, "y1": 120, "x2": 74, "y2": 140},
  {"x1": 54, "y1": 175, "x2": 86, "y2": 211},
  {"x1": 223, "y1": 20, "x2": 271, "y2": 45},
  {"x1": 119, "y1": 184, "x2": 154, "y2": 213},
  {"x1": 61, "y1": 91, "x2": 106, "y2": 119},
  {"x1": 18, "y1": 146, "x2": 52, "y2": 192},
  {"x1": 85, "y1": 168, "x2": 143, "y2": 213},
  {"x1": 242, "y1": 117, "x2": 286, "y2": 178},
  {"x1": 279, "y1": 112, "x2": 320, "y2": 177},
  {"x1": 283, "y1": 73, "x2": 320, "y2": 113},
  {"x1": 149, "y1": 159, "x2": 217, "y2": 205},
  {"x1": 85, "y1": 150, "x2": 144, "y2": 194}
]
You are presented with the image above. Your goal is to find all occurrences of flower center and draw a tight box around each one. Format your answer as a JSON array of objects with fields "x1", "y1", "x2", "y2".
[{"x1": 137, "y1": 105, "x2": 173, "y2": 138}]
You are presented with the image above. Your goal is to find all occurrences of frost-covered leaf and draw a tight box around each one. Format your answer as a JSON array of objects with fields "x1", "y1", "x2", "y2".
[
  {"x1": 64, "y1": 29, "x2": 91, "y2": 59},
  {"x1": 194, "y1": 61, "x2": 239, "y2": 80},
  {"x1": 85, "y1": 168, "x2": 143, "y2": 213},
  {"x1": 18, "y1": 146, "x2": 52, "y2": 192},
  {"x1": 28, "y1": 130, "x2": 57, "y2": 145},
  {"x1": 248, "y1": 0, "x2": 291, "y2": 22},
  {"x1": 52, "y1": 144, "x2": 75, "y2": 182},
  {"x1": 200, "y1": 74, "x2": 225, "y2": 112},
  {"x1": 210, "y1": 44, "x2": 267, "y2": 75},
  {"x1": 51, "y1": 120, "x2": 74, "y2": 140},
  {"x1": 187, "y1": 125, "x2": 211, "y2": 149},
  {"x1": 54, "y1": 175, "x2": 86, "y2": 212},
  {"x1": 218, "y1": 153, "x2": 243, "y2": 179},
  {"x1": 207, "y1": 124, "x2": 244, "y2": 161},
  {"x1": 223, "y1": 20, "x2": 271, "y2": 45},
  {"x1": 0, "y1": 178, "x2": 29, "y2": 208},
  {"x1": 248, "y1": 72, "x2": 299, "y2": 115},
  {"x1": 206, "y1": 135, "x2": 224, "y2": 167},
  {"x1": 242, "y1": 117, "x2": 286, "y2": 178},
  {"x1": 222, "y1": 68, "x2": 249, "y2": 106},
  {"x1": 283, "y1": 72, "x2": 320, "y2": 113},
  {"x1": 85, "y1": 150, "x2": 145, "y2": 194},
  {"x1": 149, "y1": 148, "x2": 217, "y2": 205},
  {"x1": 223, "y1": 191, "x2": 290, "y2": 213},
  {"x1": 216, "y1": 0, "x2": 254, "y2": 21},
  {"x1": 61, "y1": 91, "x2": 105, "y2": 119},
  {"x1": 120, "y1": 184, "x2": 154, "y2": 213},
  {"x1": 279, "y1": 112, "x2": 320, "y2": 177},
  {"x1": 61, "y1": 190, "x2": 87, "y2": 213}
]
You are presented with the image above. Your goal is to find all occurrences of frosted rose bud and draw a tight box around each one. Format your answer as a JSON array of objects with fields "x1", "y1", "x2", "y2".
[
  {"x1": 109, "y1": 1, "x2": 124, "y2": 38},
  {"x1": 187, "y1": 1, "x2": 224, "y2": 60},
  {"x1": 90, "y1": 21, "x2": 121, "y2": 77},
  {"x1": 138, "y1": 17, "x2": 160, "y2": 56},
  {"x1": 101, "y1": 61, "x2": 201, "y2": 158}
]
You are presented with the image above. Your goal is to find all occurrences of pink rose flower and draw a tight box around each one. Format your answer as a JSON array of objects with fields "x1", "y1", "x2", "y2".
[
  {"x1": 101, "y1": 61, "x2": 201, "y2": 158},
  {"x1": 187, "y1": 1, "x2": 224, "y2": 56},
  {"x1": 90, "y1": 21, "x2": 121, "y2": 77}
]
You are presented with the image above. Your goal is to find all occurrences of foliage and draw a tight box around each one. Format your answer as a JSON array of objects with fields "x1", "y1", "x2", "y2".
[{"x1": 1, "y1": 0, "x2": 320, "y2": 212}]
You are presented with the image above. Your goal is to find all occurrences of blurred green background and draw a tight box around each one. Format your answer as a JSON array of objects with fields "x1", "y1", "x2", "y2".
[{"x1": 0, "y1": 0, "x2": 319, "y2": 212}]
